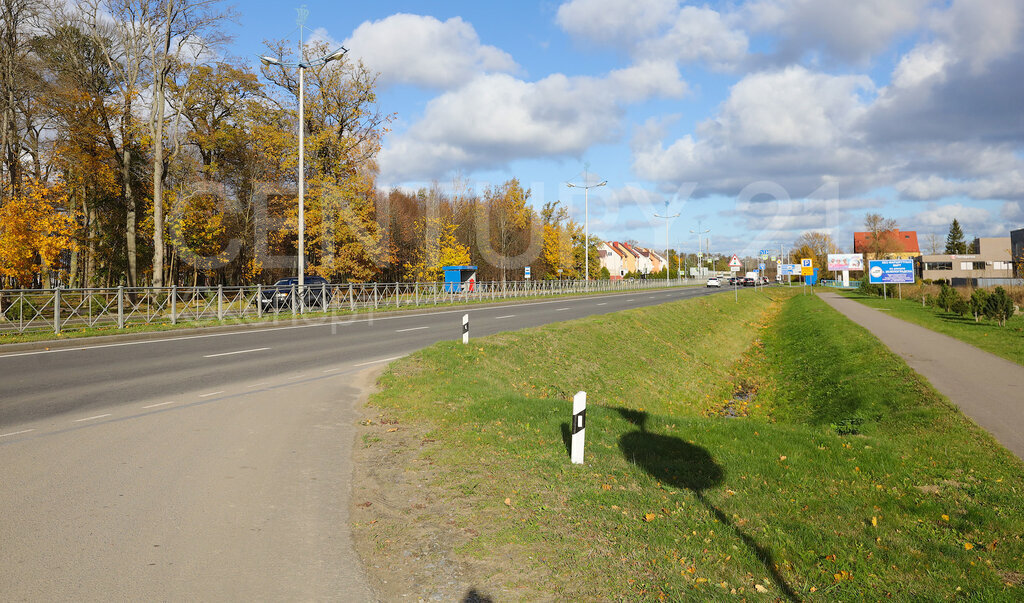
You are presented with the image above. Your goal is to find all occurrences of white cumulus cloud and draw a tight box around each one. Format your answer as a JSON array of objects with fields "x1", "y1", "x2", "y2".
[{"x1": 344, "y1": 14, "x2": 518, "y2": 89}]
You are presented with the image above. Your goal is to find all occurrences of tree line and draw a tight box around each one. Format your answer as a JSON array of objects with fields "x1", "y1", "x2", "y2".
[{"x1": 0, "y1": 0, "x2": 602, "y2": 290}]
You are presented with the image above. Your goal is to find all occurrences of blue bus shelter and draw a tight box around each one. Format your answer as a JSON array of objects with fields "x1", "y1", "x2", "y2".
[{"x1": 443, "y1": 266, "x2": 478, "y2": 293}]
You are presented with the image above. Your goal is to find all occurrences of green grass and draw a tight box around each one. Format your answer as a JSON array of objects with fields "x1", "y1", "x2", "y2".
[
  {"x1": 838, "y1": 290, "x2": 1024, "y2": 366},
  {"x1": 0, "y1": 283, "x2": 696, "y2": 345},
  {"x1": 361, "y1": 289, "x2": 1024, "y2": 600}
]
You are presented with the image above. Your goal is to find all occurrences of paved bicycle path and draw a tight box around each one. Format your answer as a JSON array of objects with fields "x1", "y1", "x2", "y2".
[{"x1": 818, "y1": 291, "x2": 1024, "y2": 461}]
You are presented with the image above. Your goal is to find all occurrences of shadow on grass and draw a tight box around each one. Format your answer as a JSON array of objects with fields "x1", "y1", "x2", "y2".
[
  {"x1": 462, "y1": 588, "x2": 493, "y2": 602},
  {"x1": 615, "y1": 408, "x2": 800, "y2": 602}
]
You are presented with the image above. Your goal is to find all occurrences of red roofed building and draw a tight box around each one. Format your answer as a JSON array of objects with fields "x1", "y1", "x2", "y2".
[{"x1": 853, "y1": 230, "x2": 920, "y2": 260}]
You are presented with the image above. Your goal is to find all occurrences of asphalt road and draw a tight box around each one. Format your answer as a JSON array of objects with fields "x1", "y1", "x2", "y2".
[{"x1": 0, "y1": 283, "x2": 735, "y2": 600}]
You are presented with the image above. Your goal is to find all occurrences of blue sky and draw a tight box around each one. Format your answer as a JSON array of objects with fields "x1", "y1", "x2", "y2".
[{"x1": 229, "y1": 0, "x2": 1024, "y2": 258}]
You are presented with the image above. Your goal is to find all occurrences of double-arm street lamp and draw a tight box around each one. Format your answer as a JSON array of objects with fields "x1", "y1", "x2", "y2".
[
  {"x1": 566, "y1": 170, "x2": 606, "y2": 283},
  {"x1": 653, "y1": 201, "x2": 679, "y2": 283},
  {"x1": 690, "y1": 221, "x2": 711, "y2": 278},
  {"x1": 261, "y1": 46, "x2": 348, "y2": 302}
]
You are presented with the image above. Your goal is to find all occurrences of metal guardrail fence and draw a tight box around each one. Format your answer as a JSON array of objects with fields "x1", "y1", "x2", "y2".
[{"x1": 0, "y1": 279, "x2": 695, "y2": 337}]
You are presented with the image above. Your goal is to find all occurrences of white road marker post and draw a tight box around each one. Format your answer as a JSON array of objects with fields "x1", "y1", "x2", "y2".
[
  {"x1": 462, "y1": 313, "x2": 469, "y2": 344},
  {"x1": 571, "y1": 391, "x2": 586, "y2": 464}
]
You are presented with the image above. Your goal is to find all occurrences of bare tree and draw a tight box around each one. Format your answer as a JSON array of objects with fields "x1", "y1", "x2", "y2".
[{"x1": 863, "y1": 213, "x2": 900, "y2": 260}]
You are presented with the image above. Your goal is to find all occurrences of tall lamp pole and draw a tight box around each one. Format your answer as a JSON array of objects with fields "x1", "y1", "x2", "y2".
[
  {"x1": 653, "y1": 201, "x2": 679, "y2": 283},
  {"x1": 566, "y1": 168, "x2": 606, "y2": 284},
  {"x1": 262, "y1": 42, "x2": 347, "y2": 308},
  {"x1": 690, "y1": 222, "x2": 711, "y2": 278}
]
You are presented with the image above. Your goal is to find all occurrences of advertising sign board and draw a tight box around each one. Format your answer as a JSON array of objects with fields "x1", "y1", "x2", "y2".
[
  {"x1": 868, "y1": 259, "x2": 915, "y2": 284},
  {"x1": 827, "y1": 253, "x2": 865, "y2": 271}
]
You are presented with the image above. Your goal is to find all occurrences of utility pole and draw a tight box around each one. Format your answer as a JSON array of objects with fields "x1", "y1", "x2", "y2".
[
  {"x1": 566, "y1": 165, "x2": 606, "y2": 286},
  {"x1": 653, "y1": 201, "x2": 679, "y2": 284}
]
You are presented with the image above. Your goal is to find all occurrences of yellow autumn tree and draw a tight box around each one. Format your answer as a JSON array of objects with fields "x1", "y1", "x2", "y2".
[
  {"x1": 167, "y1": 189, "x2": 229, "y2": 286},
  {"x1": 0, "y1": 181, "x2": 80, "y2": 287},
  {"x1": 404, "y1": 215, "x2": 471, "y2": 282}
]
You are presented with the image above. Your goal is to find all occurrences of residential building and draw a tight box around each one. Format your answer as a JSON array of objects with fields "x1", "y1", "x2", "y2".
[
  {"x1": 1012, "y1": 228, "x2": 1024, "y2": 277},
  {"x1": 920, "y1": 237, "x2": 1014, "y2": 284},
  {"x1": 853, "y1": 229, "x2": 920, "y2": 260},
  {"x1": 597, "y1": 242, "x2": 625, "y2": 279},
  {"x1": 612, "y1": 242, "x2": 639, "y2": 274}
]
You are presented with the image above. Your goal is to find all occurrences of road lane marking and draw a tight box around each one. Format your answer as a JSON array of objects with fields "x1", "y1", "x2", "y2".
[
  {"x1": 495, "y1": 315, "x2": 515, "y2": 319},
  {"x1": 287, "y1": 374, "x2": 307, "y2": 380},
  {"x1": 555, "y1": 308, "x2": 570, "y2": 312},
  {"x1": 246, "y1": 382, "x2": 269, "y2": 388},
  {"x1": 1, "y1": 429, "x2": 34, "y2": 438},
  {"x1": 74, "y1": 414, "x2": 111, "y2": 423},
  {"x1": 142, "y1": 401, "x2": 176, "y2": 409},
  {"x1": 198, "y1": 391, "x2": 224, "y2": 398},
  {"x1": 0, "y1": 289, "x2": 693, "y2": 359},
  {"x1": 395, "y1": 326, "x2": 429, "y2": 333},
  {"x1": 354, "y1": 355, "x2": 403, "y2": 367},
  {"x1": 322, "y1": 367, "x2": 341, "y2": 373},
  {"x1": 203, "y1": 347, "x2": 270, "y2": 358},
  {"x1": 597, "y1": 303, "x2": 607, "y2": 306},
  {"x1": 627, "y1": 299, "x2": 635, "y2": 301}
]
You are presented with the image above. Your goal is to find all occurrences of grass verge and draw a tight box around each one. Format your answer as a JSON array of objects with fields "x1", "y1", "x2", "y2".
[
  {"x1": 0, "y1": 283, "x2": 695, "y2": 345},
  {"x1": 837, "y1": 290, "x2": 1024, "y2": 366},
  {"x1": 354, "y1": 289, "x2": 1024, "y2": 600}
]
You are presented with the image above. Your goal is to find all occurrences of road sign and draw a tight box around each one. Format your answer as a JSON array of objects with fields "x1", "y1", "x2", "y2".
[
  {"x1": 868, "y1": 259, "x2": 914, "y2": 284},
  {"x1": 525, "y1": 266, "x2": 531, "y2": 279},
  {"x1": 728, "y1": 254, "x2": 741, "y2": 268},
  {"x1": 758, "y1": 262, "x2": 766, "y2": 270},
  {"x1": 801, "y1": 258, "x2": 813, "y2": 276},
  {"x1": 779, "y1": 264, "x2": 800, "y2": 276}
]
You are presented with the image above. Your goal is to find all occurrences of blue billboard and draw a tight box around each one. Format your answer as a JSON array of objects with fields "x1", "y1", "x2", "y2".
[{"x1": 868, "y1": 259, "x2": 915, "y2": 284}]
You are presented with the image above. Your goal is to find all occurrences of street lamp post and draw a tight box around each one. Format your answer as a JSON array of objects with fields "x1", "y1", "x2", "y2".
[
  {"x1": 690, "y1": 221, "x2": 711, "y2": 279},
  {"x1": 566, "y1": 169, "x2": 606, "y2": 285},
  {"x1": 653, "y1": 201, "x2": 679, "y2": 284},
  {"x1": 261, "y1": 45, "x2": 348, "y2": 310}
]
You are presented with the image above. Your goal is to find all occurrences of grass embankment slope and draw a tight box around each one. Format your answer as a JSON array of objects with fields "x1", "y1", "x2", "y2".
[
  {"x1": 839, "y1": 290, "x2": 1024, "y2": 366},
  {"x1": 354, "y1": 288, "x2": 1024, "y2": 600}
]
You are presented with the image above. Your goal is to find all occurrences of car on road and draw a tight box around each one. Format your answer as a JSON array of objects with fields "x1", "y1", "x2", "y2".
[
  {"x1": 259, "y1": 276, "x2": 331, "y2": 311},
  {"x1": 706, "y1": 277, "x2": 721, "y2": 288},
  {"x1": 741, "y1": 277, "x2": 756, "y2": 286}
]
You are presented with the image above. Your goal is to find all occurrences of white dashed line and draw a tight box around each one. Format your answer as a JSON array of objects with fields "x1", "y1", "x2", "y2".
[
  {"x1": 287, "y1": 374, "x2": 307, "y2": 380},
  {"x1": 627, "y1": 299, "x2": 635, "y2": 301},
  {"x1": 597, "y1": 303, "x2": 607, "y2": 306},
  {"x1": 353, "y1": 355, "x2": 404, "y2": 367},
  {"x1": 74, "y1": 414, "x2": 111, "y2": 423},
  {"x1": 322, "y1": 367, "x2": 341, "y2": 373},
  {"x1": 1, "y1": 429, "x2": 34, "y2": 438},
  {"x1": 495, "y1": 315, "x2": 515, "y2": 319},
  {"x1": 142, "y1": 401, "x2": 176, "y2": 409},
  {"x1": 203, "y1": 347, "x2": 270, "y2": 358},
  {"x1": 395, "y1": 326, "x2": 429, "y2": 333},
  {"x1": 198, "y1": 391, "x2": 224, "y2": 398},
  {"x1": 555, "y1": 308, "x2": 570, "y2": 312}
]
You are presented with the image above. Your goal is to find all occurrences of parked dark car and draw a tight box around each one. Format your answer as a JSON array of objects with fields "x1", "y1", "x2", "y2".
[{"x1": 259, "y1": 276, "x2": 331, "y2": 311}]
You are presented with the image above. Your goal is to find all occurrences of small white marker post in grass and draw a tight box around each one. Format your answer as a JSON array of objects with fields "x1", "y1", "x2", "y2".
[
  {"x1": 462, "y1": 313, "x2": 469, "y2": 344},
  {"x1": 571, "y1": 391, "x2": 586, "y2": 464}
]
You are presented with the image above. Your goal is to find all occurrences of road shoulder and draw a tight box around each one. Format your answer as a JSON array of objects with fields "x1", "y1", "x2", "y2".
[{"x1": 818, "y1": 291, "x2": 1024, "y2": 460}]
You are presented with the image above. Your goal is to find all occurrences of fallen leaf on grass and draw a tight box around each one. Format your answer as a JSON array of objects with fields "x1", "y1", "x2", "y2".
[
  {"x1": 941, "y1": 514, "x2": 950, "y2": 521},
  {"x1": 964, "y1": 542, "x2": 974, "y2": 550},
  {"x1": 755, "y1": 584, "x2": 768, "y2": 593},
  {"x1": 871, "y1": 516, "x2": 878, "y2": 527},
  {"x1": 644, "y1": 513, "x2": 657, "y2": 522},
  {"x1": 386, "y1": 427, "x2": 398, "y2": 433},
  {"x1": 602, "y1": 484, "x2": 612, "y2": 490},
  {"x1": 504, "y1": 497, "x2": 512, "y2": 506}
]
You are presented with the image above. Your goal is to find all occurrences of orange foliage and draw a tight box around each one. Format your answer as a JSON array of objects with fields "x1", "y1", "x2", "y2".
[{"x1": 0, "y1": 181, "x2": 80, "y2": 286}]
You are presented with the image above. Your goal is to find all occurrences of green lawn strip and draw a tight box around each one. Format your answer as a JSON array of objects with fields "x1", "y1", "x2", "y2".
[
  {"x1": 362, "y1": 289, "x2": 1024, "y2": 600},
  {"x1": 836, "y1": 289, "x2": 1024, "y2": 366}
]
